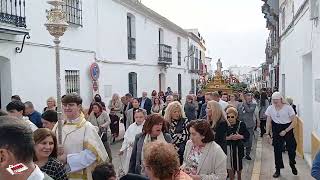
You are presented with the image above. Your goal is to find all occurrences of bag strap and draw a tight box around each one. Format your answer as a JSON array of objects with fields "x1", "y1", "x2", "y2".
[{"x1": 236, "y1": 121, "x2": 241, "y2": 134}]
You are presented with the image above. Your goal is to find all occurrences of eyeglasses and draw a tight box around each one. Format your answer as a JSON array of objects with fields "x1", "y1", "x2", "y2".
[{"x1": 227, "y1": 116, "x2": 235, "y2": 119}]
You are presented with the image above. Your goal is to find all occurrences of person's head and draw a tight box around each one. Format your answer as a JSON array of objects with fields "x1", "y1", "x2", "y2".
[
  {"x1": 187, "y1": 120, "x2": 214, "y2": 146},
  {"x1": 158, "y1": 91, "x2": 164, "y2": 97},
  {"x1": 272, "y1": 92, "x2": 286, "y2": 106},
  {"x1": 62, "y1": 93, "x2": 82, "y2": 120},
  {"x1": 46, "y1": 97, "x2": 56, "y2": 108},
  {"x1": 221, "y1": 92, "x2": 228, "y2": 102},
  {"x1": 206, "y1": 100, "x2": 224, "y2": 127},
  {"x1": 164, "y1": 101, "x2": 185, "y2": 122},
  {"x1": 6, "y1": 101, "x2": 25, "y2": 118},
  {"x1": 167, "y1": 87, "x2": 171, "y2": 91},
  {"x1": 260, "y1": 91, "x2": 268, "y2": 107},
  {"x1": 245, "y1": 93, "x2": 253, "y2": 102},
  {"x1": 143, "y1": 141, "x2": 180, "y2": 180},
  {"x1": 151, "y1": 90, "x2": 157, "y2": 97},
  {"x1": 134, "y1": 108, "x2": 146, "y2": 125},
  {"x1": 204, "y1": 92, "x2": 214, "y2": 102},
  {"x1": 229, "y1": 94, "x2": 237, "y2": 101},
  {"x1": 212, "y1": 91, "x2": 221, "y2": 102},
  {"x1": 286, "y1": 97, "x2": 294, "y2": 105},
  {"x1": 92, "y1": 102, "x2": 103, "y2": 114},
  {"x1": 0, "y1": 116, "x2": 34, "y2": 179},
  {"x1": 226, "y1": 107, "x2": 238, "y2": 125},
  {"x1": 0, "y1": 110, "x2": 8, "y2": 116},
  {"x1": 92, "y1": 162, "x2": 116, "y2": 180},
  {"x1": 165, "y1": 95, "x2": 174, "y2": 105},
  {"x1": 197, "y1": 90, "x2": 203, "y2": 96},
  {"x1": 143, "y1": 114, "x2": 166, "y2": 137},
  {"x1": 186, "y1": 95, "x2": 193, "y2": 103},
  {"x1": 24, "y1": 101, "x2": 35, "y2": 115},
  {"x1": 142, "y1": 92, "x2": 148, "y2": 98},
  {"x1": 132, "y1": 98, "x2": 140, "y2": 108},
  {"x1": 111, "y1": 93, "x2": 119, "y2": 101},
  {"x1": 94, "y1": 94, "x2": 102, "y2": 102},
  {"x1": 11, "y1": 95, "x2": 21, "y2": 102},
  {"x1": 173, "y1": 93, "x2": 180, "y2": 101},
  {"x1": 121, "y1": 96, "x2": 127, "y2": 104},
  {"x1": 33, "y1": 128, "x2": 58, "y2": 161},
  {"x1": 125, "y1": 93, "x2": 133, "y2": 102},
  {"x1": 41, "y1": 110, "x2": 57, "y2": 130},
  {"x1": 153, "y1": 96, "x2": 161, "y2": 105}
]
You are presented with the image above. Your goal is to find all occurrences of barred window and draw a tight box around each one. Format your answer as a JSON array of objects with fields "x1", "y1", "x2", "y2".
[
  {"x1": 65, "y1": 70, "x2": 80, "y2": 94},
  {"x1": 63, "y1": 0, "x2": 82, "y2": 26}
]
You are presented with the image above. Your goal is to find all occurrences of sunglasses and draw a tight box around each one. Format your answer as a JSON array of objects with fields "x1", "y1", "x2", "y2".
[{"x1": 227, "y1": 116, "x2": 235, "y2": 119}]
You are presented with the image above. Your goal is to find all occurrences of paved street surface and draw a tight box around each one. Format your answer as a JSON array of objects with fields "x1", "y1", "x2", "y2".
[
  {"x1": 109, "y1": 130, "x2": 313, "y2": 179},
  {"x1": 257, "y1": 137, "x2": 312, "y2": 180}
]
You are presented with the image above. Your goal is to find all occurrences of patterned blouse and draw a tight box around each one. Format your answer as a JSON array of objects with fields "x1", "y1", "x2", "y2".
[
  {"x1": 184, "y1": 145, "x2": 204, "y2": 175},
  {"x1": 169, "y1": 118, "x2": 190, "y2": 146},
  {"x1": 40, "y1": 157, "x2": 68, "y2": 180}
]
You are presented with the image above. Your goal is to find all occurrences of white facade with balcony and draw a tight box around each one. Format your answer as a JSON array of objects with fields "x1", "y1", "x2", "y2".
[
  {"x1": 0, "y1": 0, "x2": 205, "y2": 110},
  {"x1": 279, "y1": 0, "x2": 320, "y2": 165}
]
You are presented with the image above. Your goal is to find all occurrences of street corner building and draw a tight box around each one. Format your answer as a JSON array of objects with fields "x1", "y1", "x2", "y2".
[{"x1": 0, "y1": 0, "x2": 211, "y2": 110}]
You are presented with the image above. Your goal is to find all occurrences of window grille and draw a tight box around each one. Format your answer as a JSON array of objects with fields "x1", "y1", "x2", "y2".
[
  {"x1": 63, "y1": 0, "x2": 82, "y2": 26},
  {"x1": 65, "y1": 70, "x2": 80, "y2": 94}
]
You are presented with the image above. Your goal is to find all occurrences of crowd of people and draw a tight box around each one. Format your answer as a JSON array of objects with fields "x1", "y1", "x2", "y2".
[{"x1": 0, "y1": 87, "x2": 300, "y2": 180}]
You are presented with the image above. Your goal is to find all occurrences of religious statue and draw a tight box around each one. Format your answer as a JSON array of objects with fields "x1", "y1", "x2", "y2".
[{"x1": 217, "y1": 59, "x2": 222, "y2": 73}]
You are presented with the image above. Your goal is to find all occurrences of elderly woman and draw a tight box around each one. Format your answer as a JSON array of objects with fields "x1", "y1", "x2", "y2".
[
  {"x1": 43, "y1": 97, "x2": 57, "y2": 112},
  {"x1": 129, "y1": 114, "x2": 172, "y2": 175},
  {"x1": 143, "y1": 141, "x2": 192, "y2": 180},
  {"x1": 226, "y1": 107, "x2": 249, "y2": 180},
  {"x1": 181, "y1": 120, "x2": 227, "y2": 180},
  {"x1": 265, "y1": 92, "x2": 297, "y2": 178},
  {"x1": 207, "y1": 100, "x2": 228, "y2": 154},
  {"x1": 33, "y1": 128, "x2": 68, "y2": 180},
  {"x1": 87, "y1": 102, "x2": 112, "y2": 162},
  {"x1": 164, "y1": 101, "x2": 190, "y2": 164}
]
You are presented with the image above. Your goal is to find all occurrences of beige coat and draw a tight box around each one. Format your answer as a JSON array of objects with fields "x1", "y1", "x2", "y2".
[{"x1": 182, "y1": 140, "x2": 227, "y2": 180}]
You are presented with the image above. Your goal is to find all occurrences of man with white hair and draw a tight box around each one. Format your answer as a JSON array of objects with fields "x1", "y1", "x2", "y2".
[{"x1": 265, "y1": 92, "x2": 297, "y2": 178}]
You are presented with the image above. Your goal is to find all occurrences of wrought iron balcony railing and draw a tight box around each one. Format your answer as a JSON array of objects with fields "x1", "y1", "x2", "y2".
[
  {"x1": 158, "y1": 44, "x2": 172, "y2": 65},
  {"x1": 0, "y1": 0, "x2": 26, "y2": 27},
  {"x1": 128, "y1": 37, "x2": 136, "y2": 59}
]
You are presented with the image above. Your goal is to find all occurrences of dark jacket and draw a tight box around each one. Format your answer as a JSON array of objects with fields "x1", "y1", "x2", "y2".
[
  {"x1": 138, "y1": 97, "x2": 152, "y2": 115},
  {"x1": 197, "y1": 96, "x2": 205, "y2": 117},
  {"x1": 184, "y1": 102, "x2": 197, "y2": 121},
  {"x1": 212, "y1": 120, "x2": 228, "y2": 154},
  {"x1": 128, "y1": 133, "x2": 172, "y2": 175},
  {"x1": 27, "y1": 111, "x2": 42, "y2": 128},
  {"x1": 199, "y1": 103, "x2": 207, "y2": 119}
]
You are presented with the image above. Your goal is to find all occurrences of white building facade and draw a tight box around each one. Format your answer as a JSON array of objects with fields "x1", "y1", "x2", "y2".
[
  {"x1": 0, "y1": 0, "x2": 205, "y2": 110},
  {"x1": 278, "y1": 0, "x2": 320, "y2": 165}
]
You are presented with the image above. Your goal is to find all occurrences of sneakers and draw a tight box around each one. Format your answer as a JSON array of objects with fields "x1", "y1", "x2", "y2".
[
  {"x1": 245, "y1": 155, "x2": 252, "y2": 160},
  {"x1": 273, "y1": 169, "x2": 281, "y2": 178},
  {"x1": 290, "y1": 164, "x2": 298, "y2": 175}
]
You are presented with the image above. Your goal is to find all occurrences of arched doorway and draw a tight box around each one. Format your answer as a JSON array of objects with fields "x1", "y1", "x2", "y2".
[
  {"x1": 0, "y1": 56, "x2": 12, "y2": 109},
  {"x1": 159, "y1": 73, "x2": 166, "y2": 92}
]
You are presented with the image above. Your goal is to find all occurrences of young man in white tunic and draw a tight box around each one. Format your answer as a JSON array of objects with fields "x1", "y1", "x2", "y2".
[
  {"x1": 54, "y1": 94, "x2": 108, "y2": 180},
  {"x1": 119, "y1": 109, "x2": 146, "y2": 173}
]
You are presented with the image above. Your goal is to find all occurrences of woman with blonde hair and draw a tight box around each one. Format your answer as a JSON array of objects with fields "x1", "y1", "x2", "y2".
[
  {"x1": 207, "y1": 100, "x2": 228, "y2": 154},
  {"x1": 43, "y1": 97, "x2": 57, "y2": 112},
  {"x1": 164, "y1": 101, "x2": 189, "y2": 164},
  {"x1": 108, "y1": 93, "x2": 122, "y2": 117}
]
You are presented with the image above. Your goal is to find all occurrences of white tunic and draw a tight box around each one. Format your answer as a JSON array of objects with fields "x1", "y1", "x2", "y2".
[
  {"x1": 23, "y1": 116, "x2": 38, "y2": 132},
  {"x1": 119, "y1": 122, "x2": 143, "y2": 173}
]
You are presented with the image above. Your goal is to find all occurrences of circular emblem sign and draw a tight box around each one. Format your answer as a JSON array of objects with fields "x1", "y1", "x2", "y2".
[{"x1": 90, "y1": 63, "x2": 100, "y2": 81}]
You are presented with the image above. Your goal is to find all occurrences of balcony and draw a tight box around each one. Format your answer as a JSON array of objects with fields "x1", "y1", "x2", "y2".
[
  {"x1": 0, "y1": 0, "x2": 29, "y2": 36},
  {"x1": 128, "y1": 37, "x2": 136, "y2": 59},
  {"x1": 158, "y1": 44, "x2": 172, "y2": 65}
]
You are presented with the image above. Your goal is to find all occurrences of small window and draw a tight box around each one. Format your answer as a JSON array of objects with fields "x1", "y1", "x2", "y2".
[
  {"x1": 177, "y1": 37, "x2": 181, "y2": 65},
  {"x1": 281, "y1": 7, "x2": 286, "y2": 30},
  {"x1": 63, "y1": 0, "x2": 83, "y2": 26},
  {"x1": 178, "y1": 74, "x2": 182, "y2": 97},
  {"x1": 128, "y1": 72, "x2": 137, "y2": 97},
  {"x1": 127, "y1": 13, "x2": 136, "y2": 59},
  {"x1": 65, "y1": 70, "x2": 80, "y2": 94}
]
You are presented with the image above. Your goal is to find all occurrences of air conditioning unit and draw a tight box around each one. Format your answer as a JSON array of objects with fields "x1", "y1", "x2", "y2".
[{"x1": 310, "y1": 0, "x2": 319, "y2": 20}]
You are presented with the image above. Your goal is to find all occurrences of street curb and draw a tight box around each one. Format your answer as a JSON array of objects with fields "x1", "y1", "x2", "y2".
[{"x1": 251, "y1": 137, "x2": 262, "y2": 180}]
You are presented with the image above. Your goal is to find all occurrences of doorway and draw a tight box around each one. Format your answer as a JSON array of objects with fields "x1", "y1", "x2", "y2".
[
  {"x1": 0, "y1": 56, "x2": 12, "y2": 109},
  {"x1": 159, "y1": 73, "x2": 166, "y2": 92}
]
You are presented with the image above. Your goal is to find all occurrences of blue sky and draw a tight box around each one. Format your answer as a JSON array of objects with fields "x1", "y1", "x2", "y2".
[{"x1": 142, "y1": 0, "x2": 269, "y2": 68}]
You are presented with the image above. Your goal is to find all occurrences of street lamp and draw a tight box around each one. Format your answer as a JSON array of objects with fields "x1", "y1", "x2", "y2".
[{"x1": 45, "y1": 0, "x2": 68, "y2": 145}]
